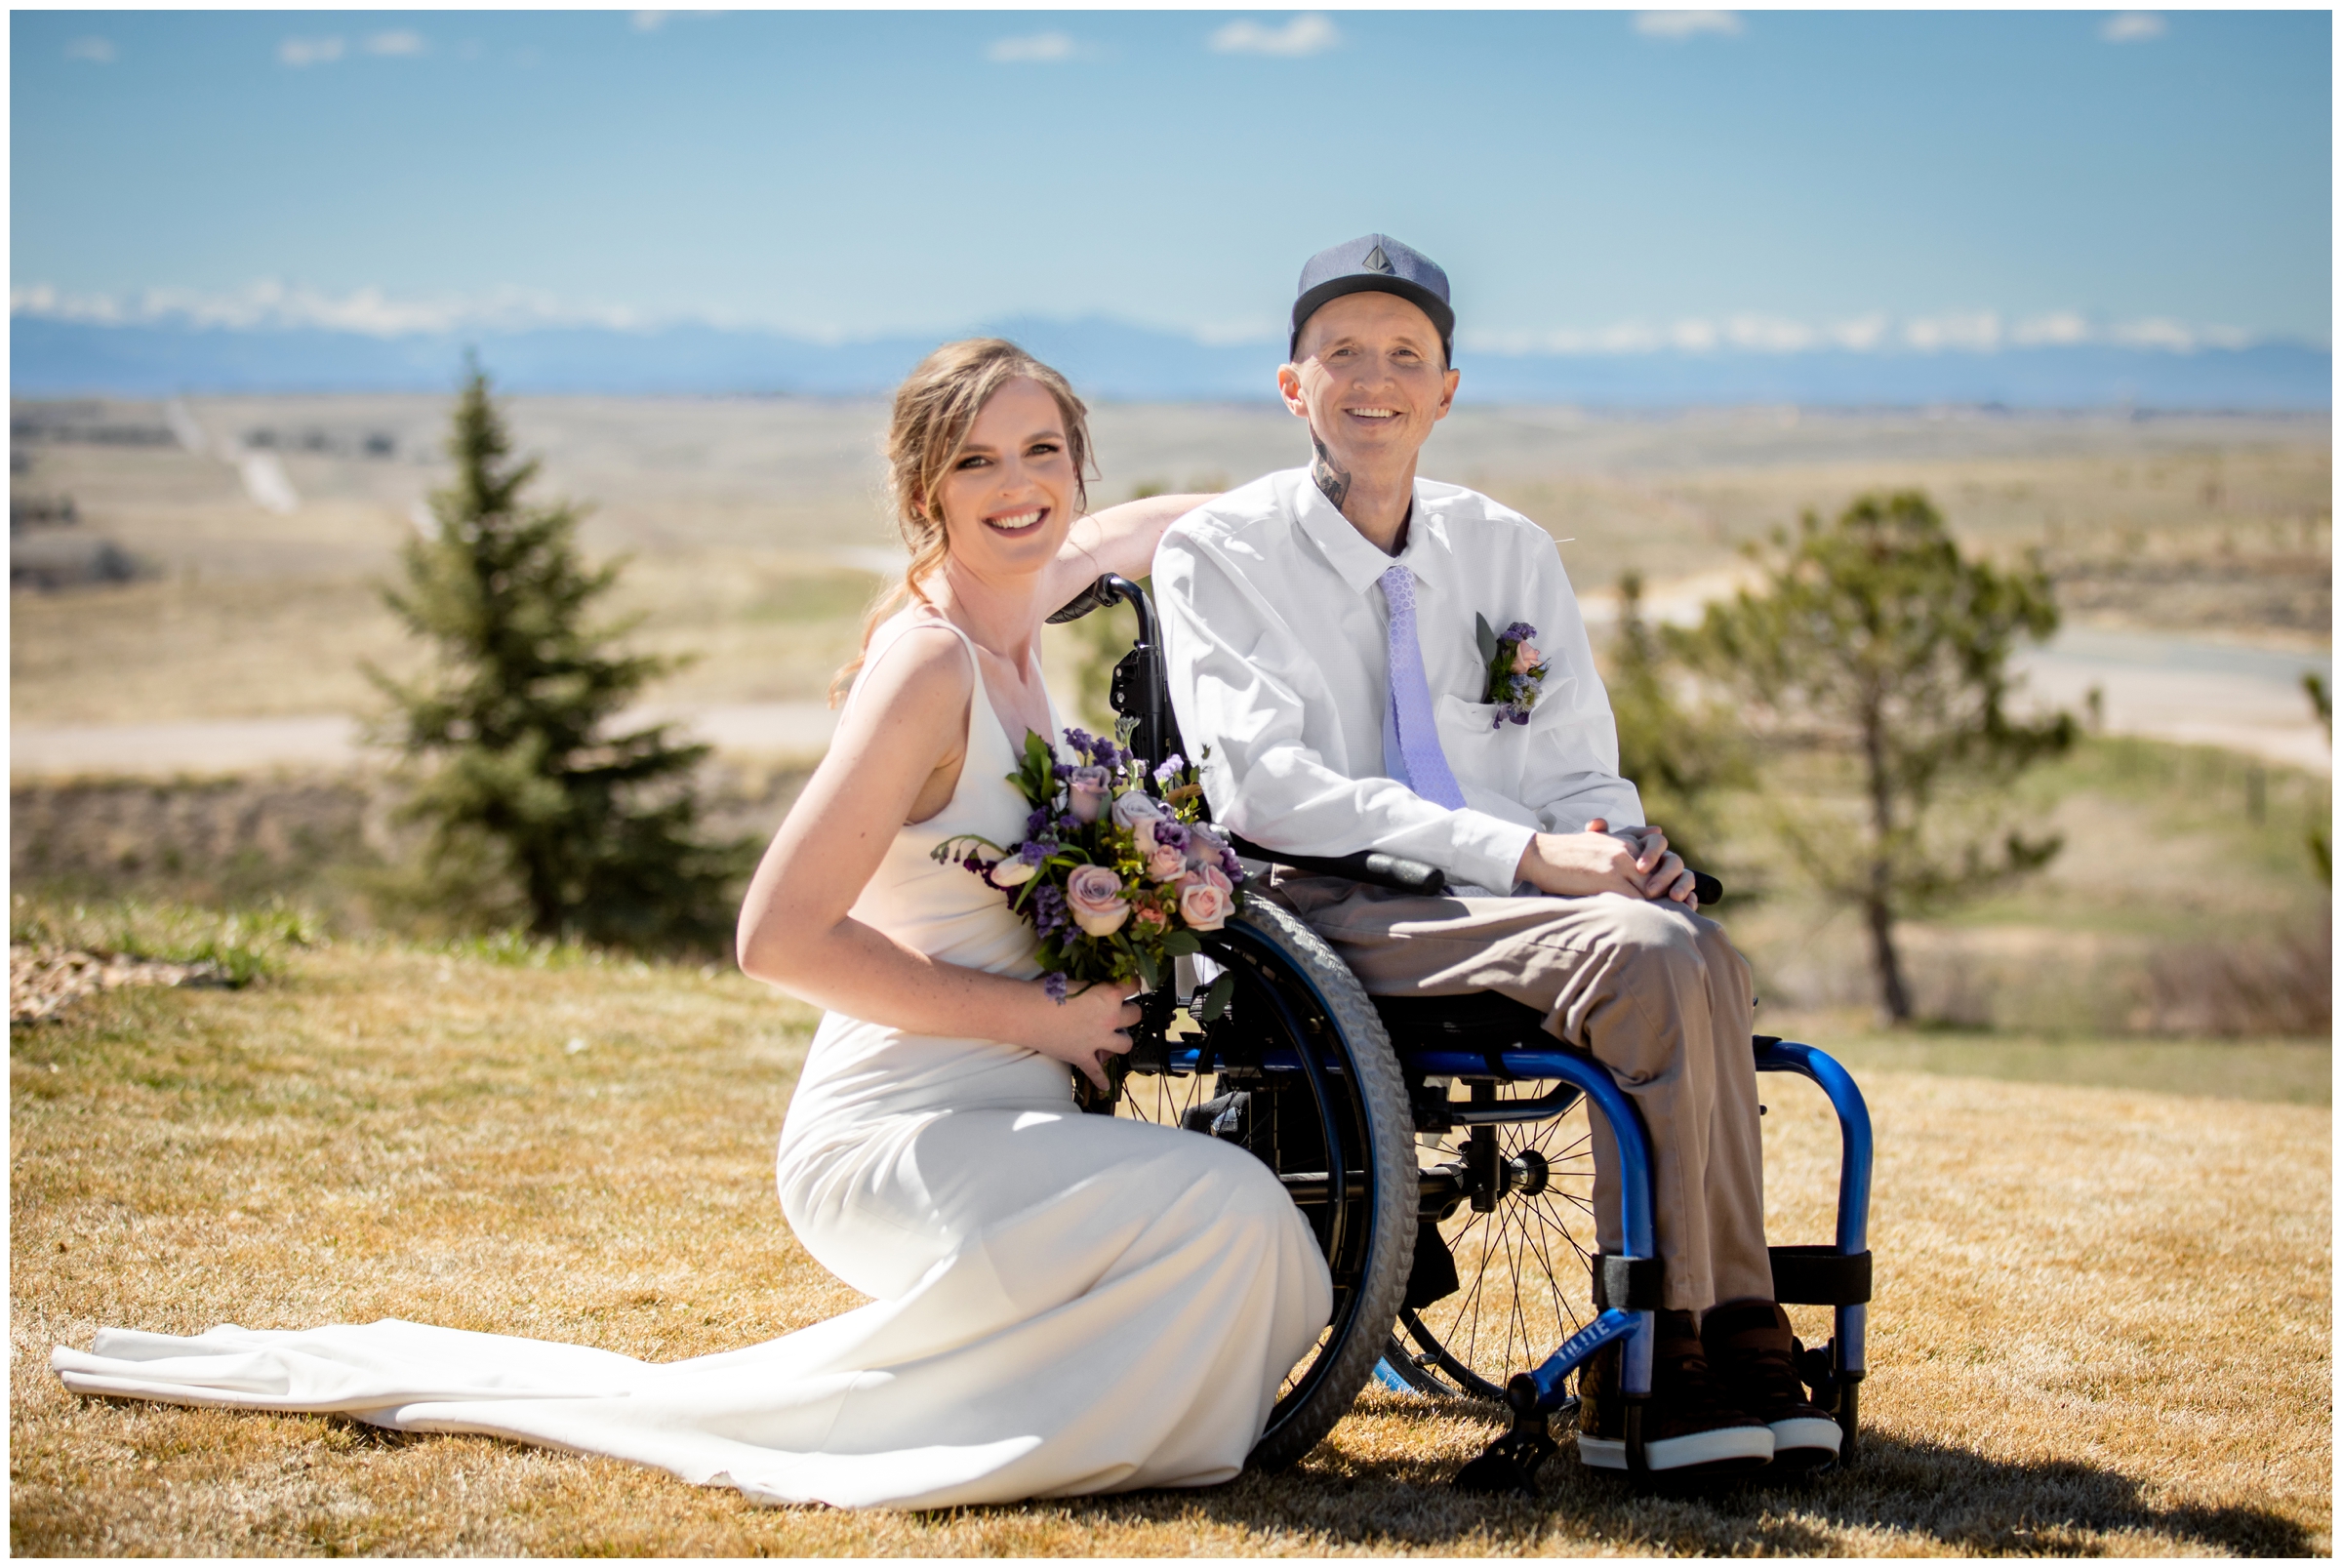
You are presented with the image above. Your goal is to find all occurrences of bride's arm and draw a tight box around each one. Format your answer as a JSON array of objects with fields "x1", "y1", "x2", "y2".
[
  {"x1": 1044, "y1": 492, "x2": 1217, "y2": 609},
  {"x1": 735, "y1": 626, "x2": 1136, "y2": 1088}
]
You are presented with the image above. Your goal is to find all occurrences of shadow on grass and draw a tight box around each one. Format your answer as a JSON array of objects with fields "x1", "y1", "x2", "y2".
[{"x1": 989, "y1": 1427, "x2": 2317, "y2": 1556}]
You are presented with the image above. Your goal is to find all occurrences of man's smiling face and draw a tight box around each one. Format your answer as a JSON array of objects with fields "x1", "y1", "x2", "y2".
[{"x1": 1279, "y1": 290, "x2": 1461, "y2": 480}]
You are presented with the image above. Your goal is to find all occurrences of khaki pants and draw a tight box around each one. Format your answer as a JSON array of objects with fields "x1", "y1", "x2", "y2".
[{"x1": 1273, "y1": 874, "x2": 1771, "y2": 1313}]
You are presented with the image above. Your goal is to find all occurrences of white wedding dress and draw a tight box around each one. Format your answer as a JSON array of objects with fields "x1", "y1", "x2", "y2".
[{"x1": 52, "y1": 612, "x2": 1333, "y2": 1509}]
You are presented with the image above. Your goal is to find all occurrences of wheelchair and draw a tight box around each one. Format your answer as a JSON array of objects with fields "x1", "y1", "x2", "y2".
[{"x1": 1049, "y1": 575, "x2": 1876, "y2": 1490}]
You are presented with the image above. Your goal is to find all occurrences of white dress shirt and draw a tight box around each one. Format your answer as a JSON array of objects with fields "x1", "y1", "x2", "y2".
[{"x1": 1155, "y1": 466, "x2": 1643, "y2": 895}]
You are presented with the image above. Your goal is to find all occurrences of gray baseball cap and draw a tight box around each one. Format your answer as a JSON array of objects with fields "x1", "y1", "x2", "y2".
[{"x1": 1289, "y1": 233, "x2": 1455, "y2": 362}]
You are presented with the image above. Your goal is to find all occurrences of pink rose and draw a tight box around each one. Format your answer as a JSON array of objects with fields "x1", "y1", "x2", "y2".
[
  {"x1": 1511, "y1": 643, "x2": 1544, "y2": 674},
  {"x1": 1175, "y1": 865, "x2": 1234, "y2": 932},
  {"x1": 1146, "y1": 840, "x2": 1187, "y2": 882},
  {"x1": 1067, "y1": 766, "x2": 1112, "y2": 824},
  {"x1": 1065, "y1": 864, "x2": 1131, "y2": 937},
  {"x1": 1110, "y1": 789, "x2": 1165, "y2": 830}
]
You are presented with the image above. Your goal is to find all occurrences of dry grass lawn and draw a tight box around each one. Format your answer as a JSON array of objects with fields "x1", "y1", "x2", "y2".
[{"x1": 11, "y1": 942, "x2": 2330, "y2": 1555}]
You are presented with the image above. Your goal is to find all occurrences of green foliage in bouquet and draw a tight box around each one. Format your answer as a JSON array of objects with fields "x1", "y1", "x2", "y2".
[{"x1": 935, "y1": 724, "x2": 1244, "y2": 1017}]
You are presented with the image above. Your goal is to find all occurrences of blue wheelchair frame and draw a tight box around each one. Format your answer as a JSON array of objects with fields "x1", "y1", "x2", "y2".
[
  {"x1": 1064, "y1": 572, "x2": 1878, "y2": 1483},
  {"x1": 1146, "y1": 1027, "x2": 1875, "y2": 1477},
  {"x1": 1432, "y1": 1038, "x2": 1875, "y2": 1478}
]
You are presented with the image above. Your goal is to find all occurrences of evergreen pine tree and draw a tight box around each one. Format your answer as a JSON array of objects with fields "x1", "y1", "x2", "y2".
[
  {"x1": 371, "y1": 361, "x2": 751, "y2": 951},
  {"x1": 1681, "y1": 491, "x2": 2075, "y2": 1024}
]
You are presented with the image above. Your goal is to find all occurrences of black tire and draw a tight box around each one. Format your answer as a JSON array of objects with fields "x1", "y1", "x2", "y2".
[
  {"x1": 1112, "y1": 899, "x2": 1415, "y2": 1470},
  {"x1": 1382, "y1": 1075, "x2": 1600, "y2": 1402}
]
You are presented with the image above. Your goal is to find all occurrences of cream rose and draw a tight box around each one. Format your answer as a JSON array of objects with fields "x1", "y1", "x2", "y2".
[
  {"x1": 1065, "y1": 864, "x2": 1131, "y2": 937},
  {"x1": 1176, "y1": 865, "x2": 1234, "y2": 932}
]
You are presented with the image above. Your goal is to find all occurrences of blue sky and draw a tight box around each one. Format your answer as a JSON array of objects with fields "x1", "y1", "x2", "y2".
[{"x1": 11, "y1": 9, "x2": 2332, "y2": 351}]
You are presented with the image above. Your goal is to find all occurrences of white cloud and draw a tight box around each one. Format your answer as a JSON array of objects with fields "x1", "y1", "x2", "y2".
[
  {"x1": 1209, "y1": 15, "x2": 1341, "y2": 57},
  {"x1": 278, "y1": 37, "x2": 345, "y2": 68},
  {"x1": 1723, "y1": 314, "x2": 1815, "y2": 352},
  {"x1": 632, "y1": 11, "x2": 721, "y2": 33},
  {"x1": 9, "y1": 284, "x2": 2284, "y2": 359},
  {"x1": 1828, "y1": 314, "x2": 1890, "y2": 351},
  {"x1": 63, "y1": 36, "x2": 115, "y2": 63},
  {"x1": 1903, "y1": 310, "x2": 2002, "y2": 352},
  {"x1": 2109, "y1": 316, "x2": 2197, "y2": 351},
  {"x1": 2012, "y1": 311, "x2": 2089, "y2": 346},
  {"x1": 2100, "y1": 12, "x2": 2165, "y2": 43},
  {"x1": 1635, "y1": 11, "x2": 1743, "y2": 40},
  {"x1": 9, "y1": 280, "x2": 652, "y2": 338},
  {"x1": 988, "y1": 31, "x2": 1078, "y2": 63},
  {"x1": 1669, "y1": 318, "x2": 1720, "y2": 352},
  {"x1": 364, "y1": 30, "x2": 425, "y2": 58}
]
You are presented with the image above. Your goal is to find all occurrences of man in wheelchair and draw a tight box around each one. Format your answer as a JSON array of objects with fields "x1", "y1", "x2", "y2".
[{"x1": 1152, "y1": 234, "x2": 1839, "y2": 1477}]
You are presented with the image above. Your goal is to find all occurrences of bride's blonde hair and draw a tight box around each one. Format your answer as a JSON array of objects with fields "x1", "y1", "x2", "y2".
[{"x1": 830, "y1": 339, "x2": 1096, "y2": 704}]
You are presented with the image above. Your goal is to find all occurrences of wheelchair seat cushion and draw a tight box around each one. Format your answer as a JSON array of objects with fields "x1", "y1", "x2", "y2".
[{"x1": 1370, "y1": 990, "x2": 1551, "y2": 1054}]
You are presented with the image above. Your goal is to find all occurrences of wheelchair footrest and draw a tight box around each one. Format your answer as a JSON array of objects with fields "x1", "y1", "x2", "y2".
[
  {"x1": 1768, "y1": 1244, "x2": 1873, "y2": 1306},
  {"x1": 1454, "y1": 1374, "x2": 1568, "y2": 1496}
]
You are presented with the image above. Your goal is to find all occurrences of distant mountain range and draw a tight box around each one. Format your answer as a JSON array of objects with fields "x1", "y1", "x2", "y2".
[{"x1": 11, "y1": 313, "x2": 2330, "y2": 410}]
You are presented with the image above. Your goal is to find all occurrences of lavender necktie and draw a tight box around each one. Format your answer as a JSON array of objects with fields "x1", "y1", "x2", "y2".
[{"x1": 1379, "y1": 564, "x2": 1468, "y2": 810}]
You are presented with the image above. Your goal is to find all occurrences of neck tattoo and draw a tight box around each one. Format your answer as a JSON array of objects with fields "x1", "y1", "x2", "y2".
[{"x1": 1310, "y1": 434, "x2": 1352, "y2": 513}]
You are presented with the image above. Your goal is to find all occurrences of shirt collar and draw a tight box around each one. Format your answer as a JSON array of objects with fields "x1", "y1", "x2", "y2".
[{"x1": 1290, "y1": 470, "x2": 1452, "y2": 598}]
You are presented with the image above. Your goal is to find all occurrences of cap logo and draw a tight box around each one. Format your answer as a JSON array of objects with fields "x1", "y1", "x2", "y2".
[{"x1": 1363, "y1": 245, "x2": 1394, "y2": 274}]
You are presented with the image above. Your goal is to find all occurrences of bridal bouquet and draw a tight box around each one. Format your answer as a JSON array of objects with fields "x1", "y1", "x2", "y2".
[{"x1": 934, "y1": 725, "x2": 1245, "y2": 1013}]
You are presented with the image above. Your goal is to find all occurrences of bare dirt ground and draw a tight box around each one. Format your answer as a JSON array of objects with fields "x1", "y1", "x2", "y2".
[{"x1": 10, "y1": 937, "x2": 2328, "y2": 1556}]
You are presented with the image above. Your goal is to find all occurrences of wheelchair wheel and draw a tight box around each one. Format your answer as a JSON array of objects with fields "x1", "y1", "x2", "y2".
[
  {"x1": 1112, "y1": 899, "x2": 1414, "y2": 1470},
  {"x1": 1384, "y1": 1075, "x2": 1600, "y2": 1402}
]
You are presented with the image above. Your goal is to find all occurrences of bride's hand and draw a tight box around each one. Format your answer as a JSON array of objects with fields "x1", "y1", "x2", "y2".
[{"x1": 1026, "y1": 981, "x2": 1142, "y2": 1093}]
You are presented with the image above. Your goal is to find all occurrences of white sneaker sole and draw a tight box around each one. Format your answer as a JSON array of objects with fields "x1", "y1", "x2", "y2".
[
  {"x1": 1577, "y1": 1424, "x2": 1775, "y2": 1473},
  {"x1": 1769, "y1": 1416, "x2": 1843, "y2": 1464}
]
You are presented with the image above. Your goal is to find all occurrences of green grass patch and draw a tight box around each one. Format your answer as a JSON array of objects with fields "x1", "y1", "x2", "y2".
[{"x1": 9, "y1": 895, "x2": 321, "y2": 987}]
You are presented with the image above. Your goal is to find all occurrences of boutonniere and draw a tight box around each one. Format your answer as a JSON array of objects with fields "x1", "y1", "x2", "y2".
[{"x1": 1474, "y1": 613, "x2": 1547, "y2": 728}]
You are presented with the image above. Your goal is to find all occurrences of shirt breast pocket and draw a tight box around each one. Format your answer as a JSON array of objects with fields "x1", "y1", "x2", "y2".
[{"x1": 1433, "y1": 692, "x2": 1528, "y2": 803}]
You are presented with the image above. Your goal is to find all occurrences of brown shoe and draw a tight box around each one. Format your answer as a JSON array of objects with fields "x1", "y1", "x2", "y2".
[
  {"x1": 1701, "y1": 1298, "x2": 1842, "y2": 1471},
  {"x1": 1577, "y1": 1309, "x2": 1773, "y2": 1475}
]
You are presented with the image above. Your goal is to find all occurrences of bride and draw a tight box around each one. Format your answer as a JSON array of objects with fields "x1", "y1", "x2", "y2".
[{"x1": 52, "y1": 340, "x2": 1334, "y2": 1509}]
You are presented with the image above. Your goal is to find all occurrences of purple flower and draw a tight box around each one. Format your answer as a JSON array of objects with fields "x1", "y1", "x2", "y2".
[
  {"x1": 1042, "y1": 972, "x2": 1069, "y2": 1004},
  {"x1": 1151, "y1": 820, "x2": 1190, "y2": 855},
  {"x1": 1502, "y1": 621, "x2": 1538, "y2": 645},
  {"x1": 1017, "y1": 840, "x2": 1048, "y2": 865},
  {"x1": 1152, "y1": 752, "x2": 1187, "y2": 784},
  {"x1": 1030, "y1": 882, "x2": 1070, "y2": 939},
  {"x1": 1220, "y1": 847, "x2": 1246, "y2": 881},
  {"x1": 1063, "y1": 726, "x2": 1099, "y2": 763}
]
